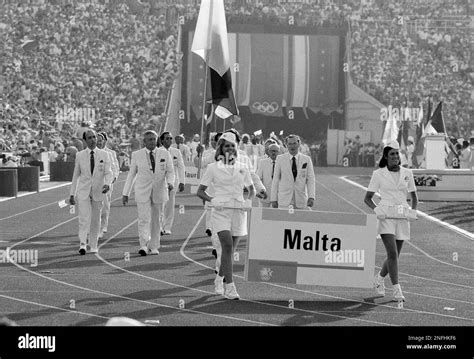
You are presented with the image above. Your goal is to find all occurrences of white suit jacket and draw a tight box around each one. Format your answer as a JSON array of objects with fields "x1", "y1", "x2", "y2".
[
  {"x1": 238, "y1": 149, "x2": 265, "y2": 193},
  {"x1": 70, "y1": 148, "x2": 113, "y2": 201},
  {"x1": 271, "y1": 152, "x2": 316, "y2": 208},
  {"x1": 123, "y1": 147, "x2": 175, "y2": 204},
  {"x1": 104, "y1": 147, "x2": 120, "y2": 180},
  {"x1": 459, "y1": 148, "x2": 472, "y2": 169},
  {"x1": 256, "y1": 157, "x2": 275, "y2": 205},
  {"x1": 167, "y1": 146, "x2": 185, "y2": 187},
  {"x1": 200, "y1": 161, "x2": 253, "y2": 203},
  {"x1": 172, "y1": 143, "x2": 191, "y2": 162},
  {"x1": 367, "y1": 166, "x2": 416, "y2": 207}
]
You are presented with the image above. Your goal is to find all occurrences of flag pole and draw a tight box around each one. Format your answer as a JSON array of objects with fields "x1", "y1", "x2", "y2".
[
  {"x1": 196, "y1": 0, "x2": 213, "y2": 179},
  {"x1": 197, "y1": 52, "x2": 209, "y2": 179}
]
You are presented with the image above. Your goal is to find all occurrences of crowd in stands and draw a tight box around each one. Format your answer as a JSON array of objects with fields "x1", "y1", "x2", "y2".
[
  {"x1": 1, "y1": 0, "x2": 180, "y2": 163},
  {"x1": 349, "y1": 0, "x2": 471, "y2": 140},
  {"x1": 0, "y1": 0, "x2": 471, "y2": 171}
]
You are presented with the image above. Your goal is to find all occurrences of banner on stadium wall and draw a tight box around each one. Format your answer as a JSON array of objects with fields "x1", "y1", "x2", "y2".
[
  {"x1": 245, "y1": 207, "x2": 377, "y2": 288},
  {"x1": 187, "y1": 31, "x2": 342, "y2": 122}
]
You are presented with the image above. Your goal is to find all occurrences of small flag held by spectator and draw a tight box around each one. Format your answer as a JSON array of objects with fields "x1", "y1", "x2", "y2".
[
  {"x1": 254, "y1": 129, "x2": 262, "y2": 136},
  {"x1": 279, "y1": 130, "x2": 284, "y2": 136}
]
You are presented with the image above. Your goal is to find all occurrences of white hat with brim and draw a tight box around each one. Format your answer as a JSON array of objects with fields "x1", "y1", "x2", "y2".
[
  {"x1": 220, "y1": 132, "x2": 237, "y2": 146},
  {"x1": 384, "y1": 140, "x2": 400, "y2": 150}
]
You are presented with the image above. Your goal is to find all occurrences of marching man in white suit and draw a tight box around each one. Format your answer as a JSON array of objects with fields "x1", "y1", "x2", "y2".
[
  {"x1": 70, "y1": 129, "x2": 113, "y2": 255},
  {"x1": 271, "y1": 134, "x2": 315, "y2": 209},
  {"x1": 159, "y1": 131, "x2": 185, "y2": 235},
  {"x1": 256, "y1": 143, "x2": 280, "y2": 207},
  {"x1": 97, "y1": 132, "x2": 120, "y2": 238},
  {"x1": 122, "y1": 130, "x2": 175, "y2": 256}
]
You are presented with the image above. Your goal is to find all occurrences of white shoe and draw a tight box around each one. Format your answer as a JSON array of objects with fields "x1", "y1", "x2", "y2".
[
  {"x1": 89, "y1": 247, "x2": 98, "y2": 254},
  {"x1": 98, "y1": 230, "x2": 104, "y2": 239},
  {"x1": 148, "y1": 248, "x2": 160, "y2": 255},
  {"x1": 163, "y1": 230, "x2": 172, "y2": 235},
  {"x1": 224, "y1": 282, "x2": 240, "y2": 300},
  {"x1": 214, "y1": 275, "x2": 224, "y2": 295},
  {"x1": 374, "y1": 274, "x2": 385, "y2": 296},
  {"x1": 393, "y1": 285, "x2": 406, "y2": 302}
]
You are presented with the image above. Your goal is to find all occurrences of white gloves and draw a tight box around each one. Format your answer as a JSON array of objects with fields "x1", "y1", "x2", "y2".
[
  {"x1": 374, "y1": 206, "x2": 418, "y2": 220},
  {"x1": 374, "y1": 206, "x2": 386, "y2": 220},
  {"x1": 210, "y1": 198, "x2": 224, "y2": 211}
]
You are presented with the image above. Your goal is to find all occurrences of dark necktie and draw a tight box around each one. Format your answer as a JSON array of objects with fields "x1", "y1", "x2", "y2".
[
  {"x1": 177, "y1": 143, "x2": 180, "y2": 150},
  {"x1": 90, "y1": 150, "x2": 95, "y2": 175},
  {"x1": 271, "y1": 160, "x2": 275, "y2": 179},
  {"x1": 149, "y1": 150, "x2": 155, "y2": 173},
  {"x1": 292, "y1": 156, "x2": 297, "y2": 180}
]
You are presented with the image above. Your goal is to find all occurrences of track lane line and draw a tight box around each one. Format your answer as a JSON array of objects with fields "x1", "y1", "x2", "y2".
[
  {"x1": 181, "y1": 213, "x2": 473, "y2": 323},
  {"x1": 339, "y1": 175, "x2": 474, "y2": 240},
  {"x1": 5, "y1": 200, "x2": 270, "y2": 326},
  {"x1": 94, "y1": 216, "x2": 275, "y2": 326},
  {"x1": 0, "y1": 294, "x2": 111, "y2": 321},
  {"x1": 179, "y1": 212, "x2": 397, "y2": 326}
]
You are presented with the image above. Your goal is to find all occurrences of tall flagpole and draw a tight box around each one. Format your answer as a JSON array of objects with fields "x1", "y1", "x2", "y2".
[
  {"x1": 196, "y1": 0, "x2": 214, "y2": 179},
  {"x1": 197, "y1": 52, "x2": 209, "y2": 179}
]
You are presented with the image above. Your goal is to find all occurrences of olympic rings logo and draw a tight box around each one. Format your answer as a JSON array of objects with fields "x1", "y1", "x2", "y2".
[{"x1": 252, "y1": 101, "x2": 279, "y2": 114}]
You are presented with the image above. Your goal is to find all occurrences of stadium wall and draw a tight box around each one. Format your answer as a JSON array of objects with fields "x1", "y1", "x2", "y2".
[{"x1": 344, "y1": 78, "x2": 385, "y2": 144}]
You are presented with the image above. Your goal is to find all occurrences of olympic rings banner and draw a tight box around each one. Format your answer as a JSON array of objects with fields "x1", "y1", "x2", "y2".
[
  {"x1": 244, "y1": 207, "x2": 377, "y2": 288},
  {"x1": 186, "y1": 29, "x2": 343, "y2": 120}
]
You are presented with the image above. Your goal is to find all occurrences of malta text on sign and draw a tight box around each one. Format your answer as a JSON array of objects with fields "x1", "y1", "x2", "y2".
[{"x1": 245, "y1": 207, "x2": 377, "y2": 288}]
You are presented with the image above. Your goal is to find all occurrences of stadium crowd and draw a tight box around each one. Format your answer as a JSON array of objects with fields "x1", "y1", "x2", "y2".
[
  {"x1": 1, "y1": 0, "x2": 180, "y2": 157},
  {"x1": 0, "y1": 0, "x2": 471, "y2": 170}
]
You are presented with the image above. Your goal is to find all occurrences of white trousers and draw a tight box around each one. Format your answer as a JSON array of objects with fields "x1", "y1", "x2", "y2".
[
  {"x1": 100, "y1": 184, "x2": 113, "y2": 231},
  {"x1": 78, "y1": 196, "x2": 102, "y2": 249},
  {"x1": 136, "y1": 198, "x2": 162, "y2": 250},
  {"x1": 161, "y1": 189, "x2": 176, "y2": 232}
]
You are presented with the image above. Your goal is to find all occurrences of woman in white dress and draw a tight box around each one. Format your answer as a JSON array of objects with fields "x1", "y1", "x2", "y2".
[
  {"x1": 197, "y1": 132, "x2": 255, "y2": 300},
  {"x1": 364, "y1": 140, "x2": 418, "y2": 302}
]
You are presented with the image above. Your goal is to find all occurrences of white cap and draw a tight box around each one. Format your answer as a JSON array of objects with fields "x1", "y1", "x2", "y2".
[
  {"x1": 220, "y1": 132, "x2": 237, "y2": 145},
  {"x1": 384, "y1": 140, "x2": 400, "y2": 150},
  {"x1": 268, "y1": 144, "x2": 280, "y2": 151}
]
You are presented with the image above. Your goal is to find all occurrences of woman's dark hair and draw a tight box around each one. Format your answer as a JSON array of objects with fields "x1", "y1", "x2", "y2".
[
  {"x1": 159, "y1": 131, "x2": 172, "y2": 141},
  {"x1": 213, "y1": 132, "x2": 223, "y2": 143},
  {"x1": 378, "y1": 146, "x2": 400, "y2": 168},
  {"x1": 214, "y1": 137, "x2": 238, "y2": 162}
]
